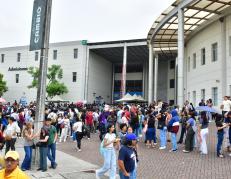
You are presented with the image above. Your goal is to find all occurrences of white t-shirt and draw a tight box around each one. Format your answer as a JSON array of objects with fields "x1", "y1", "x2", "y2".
[
  {"x1": 73, "y1": 121, "x2": 83, "y2": 132},
  {"x1": 222, "y1": 100, "x2": 231, "y2": 111},
  {"x1": 104, "y1": 133, "x2": 116, "y2": 148}
]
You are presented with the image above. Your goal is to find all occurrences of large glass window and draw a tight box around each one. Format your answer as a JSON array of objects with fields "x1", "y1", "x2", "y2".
[
  {"x1": 170, "y1": 79, "x2": 175, "y2": 88},
  {"x1": 17, "y1": 53, "x2": 21, "y2": 62},
  {"x1": 212, "y1": 87, "x2": 218, "y2": 106},
  {"x1": 35, "y1": 51, "x2": 39, "y2": 61},
  {"x1": 74, "y1": 49, "x2": 78, "y2": 59},
  {"x1": 170, "y1": 60, "x2": 175, "y2": 69},
  {"x1": 193, "y1": 53, "x2": 196, "y2": 69},
  {"x1": 16, "y1": 74, "x2": 19, "y2": 83},
  {"x1": 53, "y1": 50, "x2": 57, "y2": 60},
  {"x1": 114, "y1": 64, "x2": 142, "y2": 73},
  {"x1": 201, "y1": 48, "x2": 206, "y2": 65},
  {"x1": 72, "y1": 72, "x2": 77, "y2": 82},
  {"x1": 1, "y1": 54, "x2": 4, "y2": 63},
  {"x1": 211, "y1": 42, "x2": 218, "y2": 62},
  {"x1": 201, "y1": 89, "x2": 205, "y2": 100}
]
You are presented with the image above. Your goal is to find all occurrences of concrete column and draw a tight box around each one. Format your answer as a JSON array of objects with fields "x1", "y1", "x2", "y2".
[
  {"x1": 121, "y1": 43, "x2": 127, "y2": 97},
  {"x1": 175, "y1": 57, "x2": 178, "y2": 104},
  {"x1": 220, "y1": 17, "x2": 227, "y2": 97},
  {"x1": 84, "y1": 46, "x2": 90, "y2": 101},
  {"x1": 154, "y1": 55, "x2": 158, "y2": 102},
  {"x1": 112, "y1": 64, "x2": 115, "y2": 103},
  {"x1": 148, "y1": 43, "x2": 154, "y2": 104},
  {"x1": 142, "y1": 63, "x2": 145, "y2": 98},
  {"x1": 177, "y1": 8, "x2": 184, "y2": 107}
]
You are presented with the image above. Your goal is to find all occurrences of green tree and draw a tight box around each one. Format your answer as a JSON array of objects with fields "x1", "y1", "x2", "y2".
[
  {"x1": 27, "y1": 65, "x2": 68, "y2": 98},
  {"x1": 27, "y1": 67, "x2": 39, "y2": 88},
  {"x1": 0, "y1": 73, "x2": 8, "y2": 97}
]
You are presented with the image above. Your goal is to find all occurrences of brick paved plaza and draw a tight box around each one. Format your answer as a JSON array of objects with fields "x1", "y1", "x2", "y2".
[{"x1": 57, "y1": 122, "x2": 231, "y2": 179}]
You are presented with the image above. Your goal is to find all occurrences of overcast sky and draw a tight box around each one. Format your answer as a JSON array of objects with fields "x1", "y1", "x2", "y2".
[{"x1": 0, "y1": 0, "x2": 174, "y2": 48}]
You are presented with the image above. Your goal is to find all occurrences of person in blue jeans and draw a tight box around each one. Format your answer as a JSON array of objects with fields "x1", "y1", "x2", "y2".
[
  {"x1": 215, "y1": 114, "x2": 228, "y2": 158},
  {"x1": 37, "y1": 119, "x2": 50, "y2": 172},
  {"x1": 21, "y1": 122, "x2": 34, "y2": 171},
  {"x1": 157, "y1": 111, "x2": 167, "y2": 150},
  {"x1": 167, "y1": 109, "x2": 180, "y2": 152},
  {"x1": 118, "y1": 133, "x2": 138, "y2": 179},
  {"x1": 96, "y1": 124, "x2": 120, "y2": 179},
  {"x1": 46, "y1": 120, "x2": 58, "y2": 169}
]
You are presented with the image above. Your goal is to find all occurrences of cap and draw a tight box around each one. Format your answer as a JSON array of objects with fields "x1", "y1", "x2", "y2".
[
  {"x1": 126, "y1": 133, "x2": 138, "y2": 141},
  {"x1": 5, "y1": 151, "x2": 20, "y2": 160}
]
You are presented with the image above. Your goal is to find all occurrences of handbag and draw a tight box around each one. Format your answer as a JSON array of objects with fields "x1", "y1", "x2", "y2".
[{"x1": 35, "y1": 142, "x2": 42, "y2": 147}]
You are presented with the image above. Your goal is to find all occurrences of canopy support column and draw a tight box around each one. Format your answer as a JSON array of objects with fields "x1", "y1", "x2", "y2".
[
  {"x1": 154, "y1": 55, "x2": 158, "y2": 102},
  {"x1": 148, "y1": 43, "x2": 154, "y2": 104}
]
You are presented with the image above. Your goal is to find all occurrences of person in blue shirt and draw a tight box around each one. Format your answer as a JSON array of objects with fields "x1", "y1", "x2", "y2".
[{"x1": 118, "y1": 133, "x2": 137, "y2": 179}]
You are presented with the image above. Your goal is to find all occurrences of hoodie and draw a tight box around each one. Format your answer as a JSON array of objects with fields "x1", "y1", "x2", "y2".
[{"x1": 168, "y1": 110, "x2": 180, "y2": 133}]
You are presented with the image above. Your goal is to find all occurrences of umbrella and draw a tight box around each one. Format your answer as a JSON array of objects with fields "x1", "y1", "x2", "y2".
[
  {"x1": 0, "y1": 97, "x2": 6, "y2": 103},
  {"x1": 195, "y1": 106, "x2": 219, "y2": 113}
]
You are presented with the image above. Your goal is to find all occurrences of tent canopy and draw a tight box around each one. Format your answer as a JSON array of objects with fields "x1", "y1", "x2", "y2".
[
  {"x1": 116, "y1": 93, "x2": 147, "y2": 103},
  {"x1": 46, "y1": 96, "x2": 69, "y2": 102}
]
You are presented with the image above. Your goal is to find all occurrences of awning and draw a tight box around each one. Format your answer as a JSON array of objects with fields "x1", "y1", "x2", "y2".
[{"x1": 147, "y1": 0, "x2": 231, "y2": 55}]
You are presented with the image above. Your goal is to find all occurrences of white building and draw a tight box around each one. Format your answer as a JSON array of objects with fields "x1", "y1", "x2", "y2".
[
  {"x1": 147, "y1": 0, "x2": 231, "y2": 107},
  {"x1": 0, "y1": 39, "x2": 176, "y2": 105}
]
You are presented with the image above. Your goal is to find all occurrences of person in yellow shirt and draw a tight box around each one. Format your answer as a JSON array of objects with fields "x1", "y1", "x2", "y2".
[{"x1": 0, "y1": 151, "x2": 30, "y2": 179}]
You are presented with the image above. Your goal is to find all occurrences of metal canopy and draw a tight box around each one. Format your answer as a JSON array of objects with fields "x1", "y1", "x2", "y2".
[{"x1": 147, "y1": 0, "x2": 231, "y2": 54}]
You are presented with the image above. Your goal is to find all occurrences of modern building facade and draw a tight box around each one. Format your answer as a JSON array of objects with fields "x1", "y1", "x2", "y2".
[{"x1": 147, "y1": 0, "x2": 231, "y2": 108}]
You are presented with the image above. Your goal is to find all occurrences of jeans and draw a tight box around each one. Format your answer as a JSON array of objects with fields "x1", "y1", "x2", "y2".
[
  {"x1": 133, "y1": 128, "x2": 139, "y2": 138},
  {"x1": 76, "y1": 132, "x2": 82, "y2": 149},
  {"x1": 96, "y1": 148, "x2": 116, "y2": 179},
  {"x1": 39, "y1": 147, "x2": 48, "y2": 170},
  {"x1": 5, "y1": 138, "x2": 16, "y2": 154},
  {"x1": 119, "y1": 168, "x2": 136, "y2": 179},
  {"x1": 217, "y1": 131, "x2": 224, "y2": 156},
  {"x1": 21, "y1": 146, "x2": 32, "y2": 170},
  {"x1": 185, "y1": 127, "x2": 195, "y2": 151},
  {"x1": 171, "y1": 133, "x2": 177, "y2": 150},
  {"x1": 47, "y1": 143, "x2": 57, "y2": 167},
  {"x1": 159, "y1": 128, "x2": 167, "y2": 147},
  {"x1": 229, "y1": 127, "x2": 231, "y2": 145}
]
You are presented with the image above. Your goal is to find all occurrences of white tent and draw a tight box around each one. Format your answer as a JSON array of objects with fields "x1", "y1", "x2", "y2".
[
  {"x1": 116, "y1": 94, "x2": 146, "y2": 102},
  {"x1": 46, "y1": 96, "x2": 69, "y2": 102}
]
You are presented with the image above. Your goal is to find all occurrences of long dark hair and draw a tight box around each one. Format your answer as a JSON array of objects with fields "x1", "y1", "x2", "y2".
[{"x1": 107, "y1": 124, "x2": 114, "y2": 133}]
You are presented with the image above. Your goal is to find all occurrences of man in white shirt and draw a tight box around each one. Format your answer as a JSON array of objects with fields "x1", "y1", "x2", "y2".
[{"x1": 221, "y1": 96, "x2": 231, "y2": 117}]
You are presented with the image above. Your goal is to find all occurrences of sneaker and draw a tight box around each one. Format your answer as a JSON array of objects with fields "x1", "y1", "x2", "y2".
[
  {"x1": 169, "y1": 149, "x2": 177, "y2": 152},
  {"x1": 78, "y1": 149, "x2": 82, "y2": 152},
  {"x1": 159, "y1": 146, "x2": 166, "y2": 150},
  {"x1": 153, "y1": 143, "x2": 157, "y2": 145},
  {"x1": 183, "y1": 150, "x2": 190, "y2": 153},
  {"x1": 229, "y1": 153, "x2": 231, "y2": 157},
  {"x1": 217, "y1": 154, "x2": 224, "y2": 158},
  {"x1": 88, "y1": 138, "x2": 90, "y2": 140},
  {"x1": 95, "y1": 170, "x2": 100, "y2": 179}
]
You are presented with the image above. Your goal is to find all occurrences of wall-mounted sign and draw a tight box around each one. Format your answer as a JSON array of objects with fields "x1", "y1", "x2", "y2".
[{"x1": 8, "y1": 67, "x2": 28, "y2": 71}]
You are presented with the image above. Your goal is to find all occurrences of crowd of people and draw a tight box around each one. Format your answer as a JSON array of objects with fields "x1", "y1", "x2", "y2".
[{"x1": 0, "y1": 96, "x2": 231, "y2": 178}]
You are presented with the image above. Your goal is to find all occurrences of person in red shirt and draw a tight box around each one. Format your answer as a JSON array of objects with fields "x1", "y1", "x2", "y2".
[{"x1": 85, "y1": 110, "x2": 93, "y2": 138}]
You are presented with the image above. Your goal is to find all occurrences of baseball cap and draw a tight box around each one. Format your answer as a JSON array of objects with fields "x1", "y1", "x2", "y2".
[
  {"x1": 126, "y1": 133, "x2": 138, "y2": 141},
  {"x1": 5, "y1": 151, "x2": 20, "y2": 160}
]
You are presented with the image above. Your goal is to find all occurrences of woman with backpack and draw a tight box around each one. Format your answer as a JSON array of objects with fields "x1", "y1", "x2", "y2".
[{"x1": 96, "y1": 124, "x2": 120, "y2": 179}]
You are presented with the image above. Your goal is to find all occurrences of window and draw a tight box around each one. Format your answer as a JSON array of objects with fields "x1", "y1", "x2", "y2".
[
  {"x1": 17, "y1": 53, "x2": 21, "y2": 62},
  {"x1": 74, "y1": 49, "x2": 78, "y2": 59},
  {"x1": 229, "y1": 36, "x2": 231, "y2": 56},
  {"x1": 193, "y1": 91, "x2": 196, "y2": 105},
  {"x1": 201, "y1": 89, "x2": 205, "y2": 100},
  {"x1": 201, "y1": 48, "x2": 206, "y2": 65},
  {"x1": 170, "y1": 60, "x2": 175, "y2": 69},
  {"x1": 211, "y1": 42, "x2": 218, "y2": 62},
  {"x1": 170, "y1": 79, "x2": 175, "y2": 88},
  {"x1": 193, "y1": 53, "x2": 196, "y2": 69},
  {"x1": 1, "y1": 54, "x2": 4, "y2": 63},
  {"x1": 188, "y1": 57, "x2": 190, "y2": 72},
  {"x1": 35, "y1": 51, "x2": 39, "y2": 61},
  {"x1": 72, "y1": 72, "x2": 77, "y2": 82},
  {"x1": 212, "y1": 87, "x2": 218, "y2": 106},
  {"x1": 53, "y1": 50, "x2": 57, "y2": 60},
  {"x1": 16, "y1": 74, "x2": 19, "y2": 83}
]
